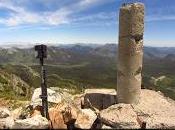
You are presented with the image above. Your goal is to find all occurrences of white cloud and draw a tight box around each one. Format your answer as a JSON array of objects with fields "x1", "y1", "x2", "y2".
[
  {"x1": 73, "y1": 12, "x2": 116, "y2": 22},
  {"x1": 0, "y1": 0, "x2": 42, "y2": 26},
  {"x1": 0, "y1": 0, "x2": 112, "y2": 26},
  {"x1": 146, "y1": 15, "x2": 175, "y2": 22},
  {"x1": 44, "y1": 8, "x2": 70, "y2": 25}
]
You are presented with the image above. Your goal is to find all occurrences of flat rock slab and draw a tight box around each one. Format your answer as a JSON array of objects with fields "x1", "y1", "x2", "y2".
[
  {"x1": 83, "y1": 89, "x2": 117, "y2": 110},
  {"x1": 100, "y1": 104, "x2": 140, "y2": 129},
  {"x1": 99, "y1": 89, "x2": 175, "y2": 129},
  {"x1": 132, "y1": 89, "x2": 175, "y2": 129}
]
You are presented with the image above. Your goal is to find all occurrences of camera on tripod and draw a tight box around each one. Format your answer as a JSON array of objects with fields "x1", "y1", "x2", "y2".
[{"x1": 35, "y1": 44, "x2": 47, "y2": 59}]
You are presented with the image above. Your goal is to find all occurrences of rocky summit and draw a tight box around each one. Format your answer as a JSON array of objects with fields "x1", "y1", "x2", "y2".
[
  {"x1": 0, "y1": 88, "x2": 175, "y2": 129},
  {"x1": 100, "y1": 89, "x2": 175, "y2": 129}
]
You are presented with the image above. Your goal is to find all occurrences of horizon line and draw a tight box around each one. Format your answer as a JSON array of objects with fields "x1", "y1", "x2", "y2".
[{"x1": 0, "y1": 42, "x2": 175, "y2": 48}]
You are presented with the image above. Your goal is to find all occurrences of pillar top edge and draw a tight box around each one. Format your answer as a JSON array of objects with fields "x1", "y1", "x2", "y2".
[{"x1": 121, "y1": 2, "x2": 144, "y2": 9}]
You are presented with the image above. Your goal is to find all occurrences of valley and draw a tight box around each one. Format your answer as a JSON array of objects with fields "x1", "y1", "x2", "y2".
[{"x1": 0, "y1": 44, "x2": 175, "y2": 101}]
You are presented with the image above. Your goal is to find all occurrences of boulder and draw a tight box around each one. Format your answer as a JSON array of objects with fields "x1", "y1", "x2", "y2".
[
  {"x1": 83, "y1": 89, "x2": 117, "y2": 110},
  {"x1": 12, "y1": 105, "x2": 32, "y2": 119},
  {"x1": 11, "y1": 115, "x2": 48, "y2": 129},
  {"x1": 100, "y1": 104, "x2": 140, "y2": 129},
  {"x1": 0, "y1": 107, "x2": 10, "y2": 118},
  {"x1": 75, "y1": 109, "x2": 97, "y2": 129},
  {"x1": 56, "y1": 101, "x2": 79, "y2": 122},
  {"x1": 49, "y1": 107, "x2": 67, "y2": 129},
  {"x1": 49, "y1": 100, "x2": 80, "y2": 129},
  {"x1": 132, "y1": 89, "x2": 175, "y2": 129},
  {"x1": 31, "y1": 88, "x2": 62, "y2": 107}
]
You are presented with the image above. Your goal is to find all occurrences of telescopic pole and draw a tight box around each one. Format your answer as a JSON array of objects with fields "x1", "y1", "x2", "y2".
[
  {"x1": 35, "y1": 44, "x2": 49, "y2": 120},
  {"x1": 40, "y1": 57, "x2": 49, "y2": 119}
]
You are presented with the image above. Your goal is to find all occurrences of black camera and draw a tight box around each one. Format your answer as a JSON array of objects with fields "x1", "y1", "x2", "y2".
[{"x1": 35, "y1": 44, "x2": 47, "y2": 58}]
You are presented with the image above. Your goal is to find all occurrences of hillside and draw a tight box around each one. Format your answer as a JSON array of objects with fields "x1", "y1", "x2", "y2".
[
  {"x1": 0, "y1": 68, "x2": 32, "y2": 100},
  {"x1": 0, "y1": 44, "x2": 175, "y2": 100}
]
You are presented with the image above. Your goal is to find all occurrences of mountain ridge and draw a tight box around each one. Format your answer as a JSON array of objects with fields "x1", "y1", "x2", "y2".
[
  {"x1": 1, "y1": 44, "x2": 175, "y2": 65},
  {"x1": 0, "y1": 44, "x2": 175, "y2": 100}
]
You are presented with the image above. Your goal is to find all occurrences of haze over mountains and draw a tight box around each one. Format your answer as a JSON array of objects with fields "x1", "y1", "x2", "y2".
[{"x1": 1, "y1": 43, "x2": 175, "y2": 64}]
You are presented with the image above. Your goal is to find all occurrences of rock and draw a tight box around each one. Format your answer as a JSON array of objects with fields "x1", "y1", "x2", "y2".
[
  {"x1": 0, "y1": 118, "x2": 6, "y2": 129},
  {"x1": 49, "y1": 101, "x2": 79, "y2": 129},
  {"x1": 11, "y1": 107, "x2": 23, "y2": 119},
  {"x1": 101, "y1": 124, "x2": 113, "y2": 129},
  {"x1": 56, "y1": 101, "x2": 79, "y2": 121},
  {"x1": 50, "y1": 87, "x2": 73, "y2": 97},
  {"x1": 132, "y1": 89, "x2": 175, "y2": 129},
  {"x1": 31, "y1": 110, "x2": 41, "y2": 117},
  {"x1": 83, "y1": 89, "x2": 117, "y2": 110},
  {"x1": 100, "y1": 104, "x2": 140, "y2": 129},
  {"x1": 144, "y1": 116, "x2": 175, "y2": 129},
  {"x1": 12, "y1": 105, "x2": 32, "y2": 119},
  {"x1": 49, "y1": 107, "x2": 67, "y2": 129},
  {"x1": 0, "y1": 108, "x2": 10, "y2": 118},
  {"x1": 72, "y1": 94, "x2": 85, "y2": 109},
  {"x1": 75, "y1": 109, "x2": 97, "y2": 129},
  {"x1": 19, "y1": 105, "x2": 33, "y2": 119},
  {"x1": 4, "y1": 117, "x2": 15, "y2": 129},
  {"x1": 31, "y1": 88, "x2": 62, "y2": 107},
  {"x1": 30, "y1": 106, "x2": 42, "y2": 117},
  {"x1": 99, "y1": 89, "x2": 175, "y2": 129},
  {"x1": 11, "y1": 115, "x2": 48, "y2": 129}
]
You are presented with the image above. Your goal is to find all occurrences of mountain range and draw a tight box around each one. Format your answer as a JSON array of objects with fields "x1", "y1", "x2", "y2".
[
  {"x1": 0, "y1": 43, "x2": 175, "y2": 100},
  {"x1": 1, "y1": 44, "x2": 175, "y2": 64}
]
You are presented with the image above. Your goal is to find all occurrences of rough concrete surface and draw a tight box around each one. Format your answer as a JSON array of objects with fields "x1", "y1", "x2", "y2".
[{"x1": 117, "y1": 2, "x2": 144, "y2": 104}]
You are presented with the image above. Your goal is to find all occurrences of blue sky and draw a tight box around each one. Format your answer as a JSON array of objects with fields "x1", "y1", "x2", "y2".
[{"x1": 0, "y1": 0, "x2": 175, "y2": 47}]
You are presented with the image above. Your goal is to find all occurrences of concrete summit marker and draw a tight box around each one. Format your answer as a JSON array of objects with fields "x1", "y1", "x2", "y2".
[{"x1": 117, "y1": 3, "x2": 145, "y2": 104}]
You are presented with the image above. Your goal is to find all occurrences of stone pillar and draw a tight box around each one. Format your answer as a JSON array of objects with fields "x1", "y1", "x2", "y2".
[{"x1": 117, "y1": 3, "x2": 144, "y2": 104}]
